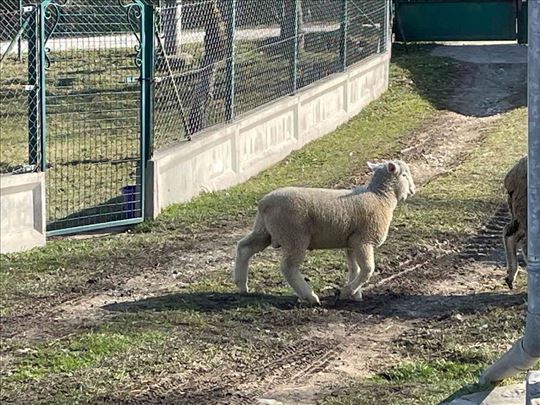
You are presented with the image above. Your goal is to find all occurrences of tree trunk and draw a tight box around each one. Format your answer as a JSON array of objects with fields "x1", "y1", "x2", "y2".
[
  {"x1": 161, "y1": 0, "x2": 179, "y2": 56},
  {"x1": 280, "y1": 0, "x2": 304, "y2": 51},
  {"x1": 187, "y1": 0, "x2": 226, "y2": 136}
]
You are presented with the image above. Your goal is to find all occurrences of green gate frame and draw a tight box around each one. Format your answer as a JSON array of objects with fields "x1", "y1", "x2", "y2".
[
  {"x1": 394, "y1": 0, "x2": 519, "y2": 41},
  {"x1": 37, "y1": 0, "x2": 154, "y2": 236}
]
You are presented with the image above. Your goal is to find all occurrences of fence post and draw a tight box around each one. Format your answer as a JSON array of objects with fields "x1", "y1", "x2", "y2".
[
  {"x1": 290, "y1": 0, "x2": 299, "y2": 93},
  {"x1": 225, "y1": 0, "x2": 236, "y2": 122},
  {"x1": 340, "y1": 0, "x2": 348, "y2": 70},
  {"x1": 141, "y1": 3, "x2": 154, "y2": 165},
  {"x1": 140, "y1": 3, "x2": 155, "y2": 219},
  {"x1": 38, "y1": 2, "x2": 48, "y2": 172},
  {"x1": 18, "y1": 0, "x2": 23, "y2": 62},
  {"x1": 27, "y1": 5, "x2": 39, "y2": 168}
]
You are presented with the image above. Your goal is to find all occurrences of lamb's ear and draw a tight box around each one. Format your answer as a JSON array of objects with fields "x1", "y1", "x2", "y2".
[
  {"x1": 387, "y1": 161, "x2": 400, "y2": 174},
  {"x1": 367, "y1": 161, "x2": 379, "y2": 172}
]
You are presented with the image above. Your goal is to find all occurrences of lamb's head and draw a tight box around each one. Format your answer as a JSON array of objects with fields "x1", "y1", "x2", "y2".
[{"x1": 367, "y1": 160, "x2": 416, "y2": 201}]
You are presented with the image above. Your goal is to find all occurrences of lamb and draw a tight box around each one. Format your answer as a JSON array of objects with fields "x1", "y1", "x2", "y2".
[
  {"x1": 503, "y1": 155, "x2": 528, "y2": 289},
  {"x1": 233, "y1": 160, "x2": 416, "y2": 304}
]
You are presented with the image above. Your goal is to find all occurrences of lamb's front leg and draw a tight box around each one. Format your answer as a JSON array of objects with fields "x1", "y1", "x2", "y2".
[
  {"x1": 340, "y1": 244, "x2": 374, "y2": 300},
  {"x1": 345, "y1": 248, "x2": 364, "y2": 301}
]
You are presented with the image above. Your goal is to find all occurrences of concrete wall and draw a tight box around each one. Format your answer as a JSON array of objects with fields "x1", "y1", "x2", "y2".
[
  {"x1": 147, "y1": 51, "x2": 391, "y2": 217},
  {"x1": 0, "y1": 172, "x2": 46, "y2": 254}
]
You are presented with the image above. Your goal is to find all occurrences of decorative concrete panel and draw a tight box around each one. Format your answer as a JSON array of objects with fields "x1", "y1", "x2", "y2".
[
  {"x1": 148, "y1": 51, "x2": 390, "y2": 217},
  {"x1": 238, "y1": 108, "x2": 297, "y2": 172},
  {"x1": 0, "y1": 172, "x2": 46, "y2": 254},
  {"x1": 300, "y1": 83, "x2": 346, "y2": 136}
]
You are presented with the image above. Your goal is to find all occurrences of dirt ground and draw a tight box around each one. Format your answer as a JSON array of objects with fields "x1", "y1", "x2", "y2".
[{"x1": 1, "y1": 45, "x2": 529, "y2": 404}]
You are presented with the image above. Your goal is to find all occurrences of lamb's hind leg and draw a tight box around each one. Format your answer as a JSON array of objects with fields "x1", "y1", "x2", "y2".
[
  {"x1": 503, "y1": 221, "x2": 519, "y2": 289},
  {"x1": 341, "y1": 244, "x2": 374, "y2": 300},
  {"x1": 279, "y1": 246, "x2": 319, "y2": 305},
  {"x1": 234, "y1": 214, "x2": 271, "y2": 293}
]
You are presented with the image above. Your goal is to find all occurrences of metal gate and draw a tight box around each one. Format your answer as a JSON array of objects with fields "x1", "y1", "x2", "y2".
[
  {"x1": 394, "y1": 0, "x2": 528, "y2": 42},
  {"x1": 39, "y1": 0, "x2": 153, "y2": 235}
]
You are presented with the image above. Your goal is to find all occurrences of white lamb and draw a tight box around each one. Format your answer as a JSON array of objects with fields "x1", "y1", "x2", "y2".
[{"x1": 233, "y1": 160, "x2": 416, "y2": 304}]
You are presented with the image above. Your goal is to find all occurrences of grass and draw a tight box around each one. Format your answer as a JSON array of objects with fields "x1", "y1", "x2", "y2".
[
  {"x1": 0, "y1": 45, "x2": 456, "y2": 314},
  {"x1": 0, "y1": 45, "x2": 533, "y2": 403}
]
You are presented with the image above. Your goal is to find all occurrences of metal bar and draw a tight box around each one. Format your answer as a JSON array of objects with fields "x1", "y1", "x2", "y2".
[
  {"x1": 1, "y1": 12, "x2": 30, "y2": 66},
  {"x1": 46, "y1": 217, "x2": 144, "y2": 237},
  {"x1": 480, "y1": 0, "x2": 540, "y2": 384},
  {"x1": 291, "y1": 0, "x2": 299, "y2": 94},
  {"x1": 525, "y1": 0, "x2": 540, "y2": 359},
  {"x1": 18, "y1": 0, "x2": 23, "y2": 62},
  {"x1": 39, "y1": 2, "x2": 47, "y2": 172},
  {"x1": 26, "y1": 6, "x2": 39, "y2": 167},
  {"x1": 141, "y1": 2, "x2": 155, "y2": 217},
  {"x1": 225, "y1": 0, "x2": 236, "y2": 122},
  {"x1": 340, "y1": 0, "x2": 348, "y2": 71}
]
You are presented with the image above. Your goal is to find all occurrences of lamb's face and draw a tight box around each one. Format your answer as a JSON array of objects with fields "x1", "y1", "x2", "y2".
[
  {"x1": 368, "y1": 160, "x2": 415, "y2": 201},
  {"x1": 394, "y1": 161, "x2": 416, "y2": 201}
]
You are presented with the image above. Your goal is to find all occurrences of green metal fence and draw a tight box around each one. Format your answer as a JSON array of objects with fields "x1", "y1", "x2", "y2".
[
  {"x1": 1, "y1": 1, "x2": 41, "y2": 175},
  {"x1": 153, "y1": 0, "x2": 389, "y2": 150},
  {"x1": 40, "y1": 0, "x2": 151, "y2": 234},
  {"x1": 0, "y1": 0, "x2": 389, "y2": 235}
]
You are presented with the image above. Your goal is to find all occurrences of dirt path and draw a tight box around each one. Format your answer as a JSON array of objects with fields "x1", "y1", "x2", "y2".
[{"x1": 2, "y1": 45, "x2": 528, "y2": 404}]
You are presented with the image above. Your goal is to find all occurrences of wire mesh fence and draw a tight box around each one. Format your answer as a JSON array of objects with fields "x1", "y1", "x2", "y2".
[
  {"x1": 0, "y1": 1, "x2": 41, "y2": 174},
  {"x1": 153, "y1": 0, "x2": 389, "y2": 151},
  {"x1": 42, "y1": 0, "x2": 144, "y2": 233},
  {"x1": 1, "y1": 0, "x2": 388, "y2": 234}
]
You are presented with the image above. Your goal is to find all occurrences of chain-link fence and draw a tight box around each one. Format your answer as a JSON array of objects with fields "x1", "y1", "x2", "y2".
[
  {"x1": 1, "y1": 0, "x2": 388, "y2": 234},
  {"x1": 153, "y1": 0, "x2": 389, "y2": 151},
  {"x1": 0, "y1": 1, "x2": 41, "y2": 174}
]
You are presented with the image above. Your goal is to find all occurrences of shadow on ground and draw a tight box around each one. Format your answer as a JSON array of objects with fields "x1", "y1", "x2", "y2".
[
  {"x1": 103, "y1": 290, "x2": 526, "y2": 321},
  {"x1": 393, "y1": 44, "x2": 527, "y2": 117}
]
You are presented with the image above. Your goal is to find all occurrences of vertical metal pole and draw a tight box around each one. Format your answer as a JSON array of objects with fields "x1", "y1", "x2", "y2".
[
  {"x1": 480, "y1": 0, "x2": 540, "y2": 384},
  {"x1": 291, "y1": 0, "x2": 299, "y2": 93},
  {"x1": 225, "y1": 0, "x2": 236, "y2": 122},
  {"x1": 141, "y1": 3, "x2": 155, "y2": 218},
  {"x1": 525, "y1": 0, "x2": 540, "y2": 360},
  {"x1": 27, "y1": 5, "x2": 39, "y2": 167},
  {"x1": 39, "y1": 2, "x2": 47, "y2": 172},
  {"x1": 383, "y1": 0, "x2": 390, "y2": 52},
  {"x1": 18, "y1": 0, "x2": 23, "y2": 62},
  {"x1": 340, "y1": 0, "x2": 348, "y2": 71}
]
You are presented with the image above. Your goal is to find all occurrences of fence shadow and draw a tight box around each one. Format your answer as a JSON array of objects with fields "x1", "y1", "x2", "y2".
[{"x1": 47, "y1": 193, "x2": 140, "y2": 232}]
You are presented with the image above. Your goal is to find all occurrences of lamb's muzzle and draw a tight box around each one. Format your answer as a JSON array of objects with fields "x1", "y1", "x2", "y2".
[{"x1": 233, "y1": 160, "x2": 416, "y2": 304}]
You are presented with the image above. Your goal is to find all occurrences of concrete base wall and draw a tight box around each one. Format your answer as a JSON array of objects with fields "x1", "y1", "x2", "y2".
[
  {"x1": 147, "y1": 51, "x2": 391, "y2": 217},
  {"x1": 0, "y1": 172, "x2": 46, "y2": 254}
]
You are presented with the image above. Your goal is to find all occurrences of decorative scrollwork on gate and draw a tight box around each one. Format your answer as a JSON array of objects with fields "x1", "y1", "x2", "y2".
[
  {"x1": 42, "y1": 0, "x2": 67, "y2": 69},
  {"x1": 118, "y1": 0, "x2": 143, "y2": 69}
]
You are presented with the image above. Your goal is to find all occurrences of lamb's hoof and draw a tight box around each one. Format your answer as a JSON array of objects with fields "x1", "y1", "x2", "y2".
[
  {"x1": 351, "y1": 291, "x2": 363, "y2": 302},
  {"x1": 300, "y1": 293, "x2": 321, "y2": 306},
  {"x1": 235, "y1": 283, "x2": 249, "y2": 294},
  {"x1": 339, "y1": 288, "x2": 363, "y2": 302},
  {"x1": 505, "y1": 277, "x2": 514, "y2": 290}
]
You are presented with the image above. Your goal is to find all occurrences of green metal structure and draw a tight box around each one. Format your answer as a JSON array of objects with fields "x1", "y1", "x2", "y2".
[
  {"x1": 1, "y1": 0, "x2": 389, "y2": 236},
  {"x1": 394, "y1": 0, "x2": 527, "y2": 42},
  {"x1": 39, "y1": 0, "x2": 151, "y2": 235}
]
